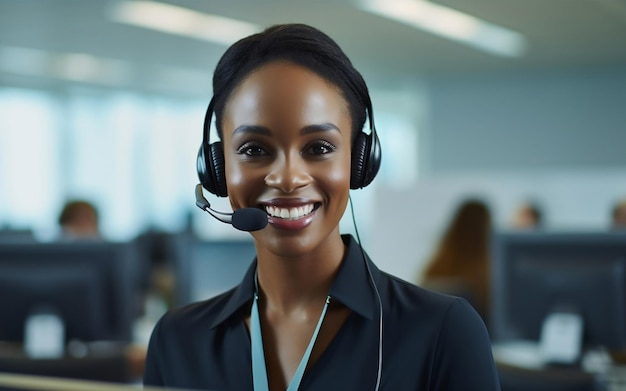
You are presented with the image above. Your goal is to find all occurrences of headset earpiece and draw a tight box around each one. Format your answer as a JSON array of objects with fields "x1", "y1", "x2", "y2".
[
  {"x1": 197, "y1": 141, "x2": 228, "y2": 197},
  {"x1": 207, "y1": 141, "x2": 227, "y2": 197},
  {"x1": 350, "y1": 132, "x2": 369, "y2": 189},
  {"x1": 197, "y1": 98, "x2": 228, "y2": 197},
  {"x1": 350, "y1": 104, "x2": 382, "y2": 189}
]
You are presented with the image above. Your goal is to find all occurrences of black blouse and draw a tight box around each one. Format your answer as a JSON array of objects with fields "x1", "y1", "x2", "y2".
[{"x1": 144, "y1": 235, "x2": 500, "y2": 390}]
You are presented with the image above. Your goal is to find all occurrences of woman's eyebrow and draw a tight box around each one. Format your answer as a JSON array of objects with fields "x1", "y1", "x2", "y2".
[
  {"x1": 232, "y1": 123, "x2": 342, "y2": 136},
  {"x1": 232, "y1": 125, "x2": 271, "y2": 136},
  {"x1": 300, "y1": 123, "x2": 341, "y2": 135}
]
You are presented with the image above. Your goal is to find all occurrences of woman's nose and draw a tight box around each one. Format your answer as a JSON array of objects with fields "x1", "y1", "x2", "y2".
[{"x1": 264, "y1": 153, "x2": 311, "y2": 193}]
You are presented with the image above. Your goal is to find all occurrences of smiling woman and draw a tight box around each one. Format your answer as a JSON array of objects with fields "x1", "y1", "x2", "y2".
[
  {"x1": 143, "y1": 23, "x2": 501, "y2": 391},
  {"x1": 223, "y1": 60, "x2": 354, "y2": 251}
]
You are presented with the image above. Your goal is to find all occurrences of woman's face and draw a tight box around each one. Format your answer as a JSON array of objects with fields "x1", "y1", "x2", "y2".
[{"x1": 221, "y1": 60, "x2": 353, "y2": 257}]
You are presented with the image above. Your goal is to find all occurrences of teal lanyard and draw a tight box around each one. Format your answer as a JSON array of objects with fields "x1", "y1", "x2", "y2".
[{"x1": 251, "y1": 275, "x2": 331, "y2": 391}]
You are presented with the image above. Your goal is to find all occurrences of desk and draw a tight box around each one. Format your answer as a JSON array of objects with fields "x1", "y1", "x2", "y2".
[
  {"x1": 497, "y1": 361, "x2": 600, "y2": 391},
  {"x1": 493, "y1": 341, "x2": 626, "y2": 391},
  {"x1": 0, "y1": 342, "x2": 146, "y2": 384}
]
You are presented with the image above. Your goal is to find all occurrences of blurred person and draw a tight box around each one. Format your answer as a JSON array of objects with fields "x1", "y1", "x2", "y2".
[
  {"x1": 511, "y1": 201, "x2": 543, "y2": 230},
  {"x1": 57, "y1": 199, "x2": 101, "y2": 240},
  {"x1": 143, "y1": 24, "x2": 500, "y2": 390},
  {"x1": 420, "y1": 199, "x2": 492, "y2": 323},
  {"x1": 611, "y1": 198, "x2": 626, "y2": 229}
]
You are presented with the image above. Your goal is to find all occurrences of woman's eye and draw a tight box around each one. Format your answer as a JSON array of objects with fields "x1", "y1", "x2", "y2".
[
  {"x1": 236, "y1": 143, "x2": 268, "y2": 157},
  {"x1": 305, "y1": 140, "x2": 336, "y2": 156}
]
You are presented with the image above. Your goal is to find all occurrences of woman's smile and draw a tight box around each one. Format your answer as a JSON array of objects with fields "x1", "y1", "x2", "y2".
[
  {"x1": 267, "y1": 209, "x2": 316, "y2": 230},
  {"x1": 265, "y1": 204, "x2": 316, "y2": 220},
  {"x1": 260, "y1": 199, "x2": 322, "y2": 230}
]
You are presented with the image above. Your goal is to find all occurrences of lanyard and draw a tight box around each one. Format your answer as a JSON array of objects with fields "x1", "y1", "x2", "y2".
[{"x1": 251, "y1": 275, "x2": 331, "y2": 391}]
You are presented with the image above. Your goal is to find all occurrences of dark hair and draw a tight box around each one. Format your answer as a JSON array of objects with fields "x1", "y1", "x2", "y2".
[
  {"x1": 211, "y1": 23, "x2": 370, "y2": 141},
  {"x1": 422, "y1": 198, "x2": 493, "y2": 321},
  {"x1": 517, "y1": 201, "x2": 543, "y2": 227},
  {"x1": 441, "y1": 199, "x2": 492, "y2": 256},
  {"x1": 612, "y1": 198, "x2": 626, "y2": 225},
  {"x1": 526, "y1": 204, "x2": 542, "y2": 226},
  {"x1": 58, "y1": 200, "x2": 98, "y2": 226}
]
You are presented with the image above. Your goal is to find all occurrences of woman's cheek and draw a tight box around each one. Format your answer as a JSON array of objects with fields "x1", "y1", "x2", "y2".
[
  {"x1": 225, "y1": 158, "x2": 244, "y2": 207},
  {"x1": 226, "y1": 160, "x2": 263, "y2": 208}
]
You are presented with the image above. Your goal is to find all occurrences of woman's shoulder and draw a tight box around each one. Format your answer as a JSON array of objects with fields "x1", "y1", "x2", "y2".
[
  {"x1": 380, "y1": 271, "x2": 493, "y2": 357},
  {"x1": 380, "y1": 271, "x2": 481, "y2": 323}
]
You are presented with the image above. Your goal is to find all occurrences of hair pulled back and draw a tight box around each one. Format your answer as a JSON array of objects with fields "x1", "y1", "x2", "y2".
[{"x1": 212, "y1": 23, "x2": 371, "y2": 141}]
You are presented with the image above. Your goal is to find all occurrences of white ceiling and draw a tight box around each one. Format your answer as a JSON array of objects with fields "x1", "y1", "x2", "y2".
[{"x1": 1, "y1": 0, "x2": 626, "y2": 95}]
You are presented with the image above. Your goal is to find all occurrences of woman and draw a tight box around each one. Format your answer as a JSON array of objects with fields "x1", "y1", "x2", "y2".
[
  {"x1": 144, "y1": 24, "x2": 500, "y2": 390},
  {"x1": 420, "y1": 199, "x2": 492, "y2": 323}
]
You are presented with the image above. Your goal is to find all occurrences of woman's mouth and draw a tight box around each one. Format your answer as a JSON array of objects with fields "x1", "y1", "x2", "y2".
[{"x1": 264, "y1": 203, "x2": 319, "y2": 220}]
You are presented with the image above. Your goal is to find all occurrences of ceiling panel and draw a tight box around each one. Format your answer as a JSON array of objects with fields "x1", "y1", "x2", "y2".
[{"x1": 1, "y1": 0, "x2": 625, "y2": 94}]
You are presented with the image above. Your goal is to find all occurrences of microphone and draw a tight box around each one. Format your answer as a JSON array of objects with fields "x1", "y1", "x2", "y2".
[{"x1": 195, "y1": 184, "x2": 268, "y2": 232}]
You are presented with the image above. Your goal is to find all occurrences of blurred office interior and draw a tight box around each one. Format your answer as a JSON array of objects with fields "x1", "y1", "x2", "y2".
[{"x1": 1, "y1": 1, "x2": 626, "y2": 389}]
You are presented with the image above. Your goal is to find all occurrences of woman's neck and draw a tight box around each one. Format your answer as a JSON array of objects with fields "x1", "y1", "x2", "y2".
[{"x1": 255, "y1": 234, "x2": 346, "y2": 312}]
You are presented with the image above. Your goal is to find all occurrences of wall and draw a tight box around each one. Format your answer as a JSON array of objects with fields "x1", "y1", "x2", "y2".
[
  {"x1": 428, "y1": 66, "x2": 626, "y2": 172},
  {"x1": 368, "y1": 66, "x2": 626, "y2": 283}
]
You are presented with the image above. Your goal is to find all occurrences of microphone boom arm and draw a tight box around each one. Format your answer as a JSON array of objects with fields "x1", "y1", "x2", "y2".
[
  {"x1": 194, "y1": 184, "x2": 268, "y2": 231},
  {"x1": 195, "y1": 184, "x2": 233, "y2": 224}
]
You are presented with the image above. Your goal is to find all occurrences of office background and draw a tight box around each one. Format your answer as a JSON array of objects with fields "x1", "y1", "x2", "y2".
[{"x1": 1, "y1": 0, "x2": 626, "y2": 284}]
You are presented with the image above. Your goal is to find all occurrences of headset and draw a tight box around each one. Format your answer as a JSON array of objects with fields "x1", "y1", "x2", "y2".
[{"x1": 196, "y1": 93, "x2": 382, "y2": 197}]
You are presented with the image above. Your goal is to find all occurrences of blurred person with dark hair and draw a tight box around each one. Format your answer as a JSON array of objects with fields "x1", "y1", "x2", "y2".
[
  {"x1": 511, "y1": 201, "x2": 543, "y2": 230},
  {"x1": 612, "y1": 198, "x2": 626, "y2": 229},
  {"x1": 420, "y1": 199, "x2": 492, "y2": 323},
  {"x1": 58, "y1": 199, "x2": 101, "y2": 240}
]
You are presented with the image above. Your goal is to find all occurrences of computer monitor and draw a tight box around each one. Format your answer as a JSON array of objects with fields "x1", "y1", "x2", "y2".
[
  {"x1": 490, "y1": 231, "x2": 626, "y2": 353},
  {"x1": 171, "y1": 235, "x2": 256, "y2": 307},
  {"x1": 0, "y1": 228, "x2": 35, "y2": 243},
  {"x1": 0, "y1": 241, "x2": 141, "y2": 344}
]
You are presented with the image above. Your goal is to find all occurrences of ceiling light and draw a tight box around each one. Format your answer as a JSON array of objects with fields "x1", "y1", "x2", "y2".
[
  {"x1": 0, "y1": 46, "x2": 51, "y2": 76},
  {"x1": 357, "y1": 0, "x2": 527, "y2": 57},
  {"x1": 0, "y1": 45, "x2": 133, "y2": 85},
  {"x1": 107, "y1": 0, "x2": 261, "y2": 46},
  {"x1": 52, "y1": 53, "x2": 134, "y2": 84},
  {"x1": 0, "y1": 44, "x2": 212, "y2": 94}
]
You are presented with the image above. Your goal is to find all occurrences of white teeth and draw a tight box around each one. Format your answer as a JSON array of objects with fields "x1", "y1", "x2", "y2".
[{"x1": 266, "y1": 204, "x2": 315, "y2": 220}]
